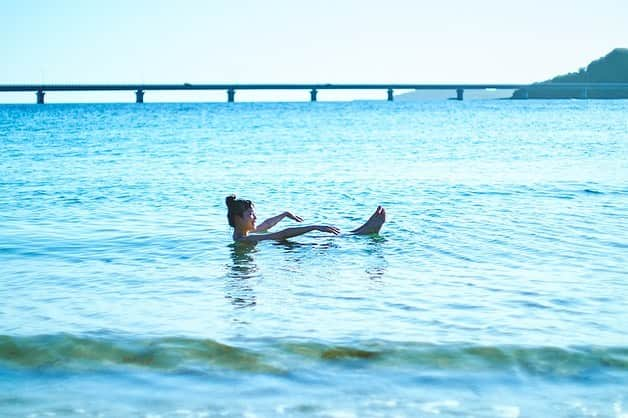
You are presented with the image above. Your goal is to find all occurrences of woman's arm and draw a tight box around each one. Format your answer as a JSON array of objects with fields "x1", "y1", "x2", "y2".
[
  {"x1": 254, "y1": 211, "x2": 303, "y2": 232},
  {"x1": 240, "y1": 225, "x2": 339, "y2": 243}
]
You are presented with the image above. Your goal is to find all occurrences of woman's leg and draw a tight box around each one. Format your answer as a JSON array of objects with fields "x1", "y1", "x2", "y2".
[{"x1": 350, "y1": 206, "x2": 386, "y2": 235}]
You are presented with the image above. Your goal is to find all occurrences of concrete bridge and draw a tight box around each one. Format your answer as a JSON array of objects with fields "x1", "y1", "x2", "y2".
[{"x1": 1, "y1": 83, "x2": 627, "y2": 104}]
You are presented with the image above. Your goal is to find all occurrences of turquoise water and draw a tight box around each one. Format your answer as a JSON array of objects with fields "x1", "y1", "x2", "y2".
[{"x1": 1, "y1": 100, "x2": 627, "y2": 417}]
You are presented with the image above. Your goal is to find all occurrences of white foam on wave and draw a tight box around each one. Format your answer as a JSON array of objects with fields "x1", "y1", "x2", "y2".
[
  {"x1": 420, "y1": 400, "x2": 460, "y2": 414},
  {"x1": 615, "y1": 401, "x2": 628, "y2": 418},
  {"x1": 327, "y1": 410, "x2": 357, "y2": 418},
  {"x1": 570, "y1": 400, "x2": 600, "y2": 417},
  {"x1": 493, "y1": 405, "x2": 520, "y2": 418}
]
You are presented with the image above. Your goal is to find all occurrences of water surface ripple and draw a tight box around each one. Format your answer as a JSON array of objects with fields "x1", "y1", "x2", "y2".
[{"x1": 1, "y1": 101, "x2": 627, "y2": 417}]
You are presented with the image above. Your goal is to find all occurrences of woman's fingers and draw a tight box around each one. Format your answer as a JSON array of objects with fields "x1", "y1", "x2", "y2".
[
  {"x1": 286, "y1": 212, "x2": 303, "y2": 222},
  {"x1": 319, "y1": 225, "x2": 340, "y2": 235}
]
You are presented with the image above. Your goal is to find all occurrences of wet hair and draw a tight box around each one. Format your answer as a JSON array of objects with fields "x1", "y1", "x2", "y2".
[{"x1": 225, "y1": 194, "x2": 254, "y2": 228}]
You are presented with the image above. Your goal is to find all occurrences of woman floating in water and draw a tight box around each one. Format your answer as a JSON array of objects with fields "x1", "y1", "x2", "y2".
[{"x1": 226, "y1": 195, "x2": 385, "y2": 243}]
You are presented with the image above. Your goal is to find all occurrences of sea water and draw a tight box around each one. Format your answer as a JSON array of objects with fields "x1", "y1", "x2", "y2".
[{"x1": 1, "y1": 100, "x2": 627, "y2": 417}]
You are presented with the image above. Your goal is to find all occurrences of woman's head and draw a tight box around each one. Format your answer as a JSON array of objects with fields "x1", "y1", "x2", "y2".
[{"x1": 226, "y1": 195, "x2": 256, "y2": 231}]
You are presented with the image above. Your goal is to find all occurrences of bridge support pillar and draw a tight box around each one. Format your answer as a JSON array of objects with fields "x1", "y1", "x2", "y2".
[
  {"x1": 36, "y1": 90, "x2": 45, "y2": 104},
  {"x1": 581, "y1": 88, "x2": 588, "y2": 99},
  {"x1": 310, "y1": 89, "x2": 318, "y2": 102},
  {"x1": 135, "y1": 89, "x2": 144, "y2": 103},
  {"x1": 387, "y1": 88, "x2": 394, "y2": 101},
  {"x1": 227, "y1": 89, "x2": 236, "y2": 103},
  {"x1": 456, "y1": 88, "x2": 464, "y2": 101}
]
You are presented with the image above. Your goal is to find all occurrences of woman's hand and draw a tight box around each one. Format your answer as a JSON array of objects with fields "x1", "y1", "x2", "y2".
[
  {"x1": 255, "y1": 211, "x2": 303, "y2": 232},
  {"x1": 314, "y1": 225, "x2": 340, "y2": 235},
  {"x1": 283, "y1": 211, "x2": 304, "y2": 222}
]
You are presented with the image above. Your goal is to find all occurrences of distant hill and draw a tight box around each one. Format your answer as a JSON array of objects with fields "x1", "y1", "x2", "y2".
[{"x1": 512, "y1": 48, "x2": 628, "y2": 99}]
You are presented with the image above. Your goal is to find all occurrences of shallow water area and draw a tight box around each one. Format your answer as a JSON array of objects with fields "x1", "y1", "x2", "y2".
[{"x1": 1, "y1": 100, "x2": 628, "y2": 417}]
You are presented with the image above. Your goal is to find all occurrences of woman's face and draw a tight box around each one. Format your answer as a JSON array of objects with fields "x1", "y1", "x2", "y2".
[{"x1": 237, "y1": 207, "x2": 256, "y2": 232}]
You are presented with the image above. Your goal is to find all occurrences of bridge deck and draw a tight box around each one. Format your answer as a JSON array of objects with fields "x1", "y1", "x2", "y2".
[{"x1": 2, "y1": 82, "x2": 628, "y2": 92}]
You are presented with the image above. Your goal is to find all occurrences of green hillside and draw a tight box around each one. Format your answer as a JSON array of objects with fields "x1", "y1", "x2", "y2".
[{"x1": 512, "y1": 48, "x2": 628, "y2": 99}]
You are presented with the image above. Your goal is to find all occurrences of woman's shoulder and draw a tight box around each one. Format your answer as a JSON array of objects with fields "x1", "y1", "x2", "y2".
[{"x1": 234, "y1": 234, "x2": 262, "y2": 244}]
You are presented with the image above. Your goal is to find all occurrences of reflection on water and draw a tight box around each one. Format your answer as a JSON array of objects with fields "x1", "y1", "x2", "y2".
[
  {"x1": 363, "y1": 236, "x2": 388, "y2": 281},
  {"x1": 225, "y1": 242, "x2": 259, "y2": 308},
  {"x1": 272, "y1": 240, "x2": 337, "y2": 265}
]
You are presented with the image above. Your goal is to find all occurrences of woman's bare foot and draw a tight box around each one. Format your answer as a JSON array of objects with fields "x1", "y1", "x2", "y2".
[{"x1": 351, "y1": 206, "x2": 386, "y2": 235}]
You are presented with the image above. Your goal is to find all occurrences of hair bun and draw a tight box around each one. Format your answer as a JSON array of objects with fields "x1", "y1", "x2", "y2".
[{"x1": 226, "y1": 194, "x2": 236, "y2": 207}]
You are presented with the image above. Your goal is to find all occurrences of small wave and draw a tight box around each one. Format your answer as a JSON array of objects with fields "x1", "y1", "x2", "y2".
[
  {"x1": 583, "y1": 188, "x2": 604, "y2": 195},
  {"x1": 279, "y1": 341, "x2": 628, "y2": 377},
  {"x1": 1, "y1": 334, "x2": 627, "y2": 378},
  {"x1": 0, "y1": 334, "x2": 280, "y2": 374}
]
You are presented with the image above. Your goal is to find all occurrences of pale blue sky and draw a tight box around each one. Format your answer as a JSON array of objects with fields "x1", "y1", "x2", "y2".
[{"x1": 1, "y1": 0, "x2": 626, "y2": 102}]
